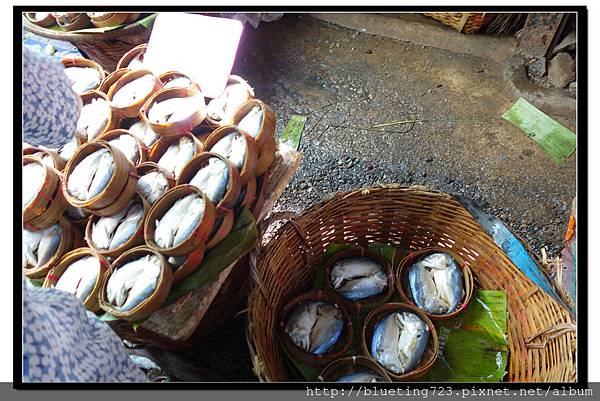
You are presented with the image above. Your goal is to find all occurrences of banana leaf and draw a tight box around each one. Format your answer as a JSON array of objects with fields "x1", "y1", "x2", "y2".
[{"x1": 279, "y1": 115, "x2": 306, "y2": 151}]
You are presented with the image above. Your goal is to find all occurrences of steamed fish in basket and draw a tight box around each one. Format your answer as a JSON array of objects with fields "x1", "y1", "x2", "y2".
[
  {"x1": 285, "y1": 300, "x2": 344, "y2": 355},
  {"x1": 58, "y1": 137, "x2": 79, "y2": 162},
  {"x1": 77, "y1": 98, "x2": 109, "y2": 141},
  {"x1": 137, "y1": 170, "x2": 169, "y2": 205},
  {"x1": 157, "y1": 136, "x2": 196, "y2": 178},
  {"x1": 154, "y1": 193, "x2": 205, "y2": 249},
  {"x1": 107, "y1": 133, "x2": 139, "y2": 164},
  {"x1": 163, "y1": 76, "x2": 194, "y2": 89},
  {"x1": 129, "y1": 120, "x2": 159, "y2": 148},
  {"x1": 330, "y1": 257, "x2": 388, "y2": 301},
  {"x1": 28, "y1": 150, "x2": 56, "y2": 168},
  {"x1": 23, "y1": 162, "x2": 45, "y2": 208},
  {"x1": 147, "y1": 94, "x2": 203, "y2": 124},
  {"x1": 236, "y1": 106, "x2": 263, "y2": 138},
  {"x1": 187, "y1": 157, "x2": 229, "y2": 204},
  {"x1": 64, "y1": 67, "x2": 101, "y2": 94},
  {"x1": 91, "y1": 199, "x2": 144, "y2": 251},
  {"x1": 210, "y1": 132, "x2": 247, "y2": 170},
  {"x1": 126, "y1": 52, "x2": 145, "y2": 70},
  {"x1": 111, "y1": 74, "x2": 155, "y2": 108},
  {"x1": 206, "y1": 81, "x2": 252, "y2": 123},
  {"x1": 23, "y1": 224, "x2": 61, "y2": 269},
  {"x1": 67, "y1": 148, "x2": 114, "y2": 201},
  {"x1": 106, "y1": 254, "x2": 161, "y2": 312},
  {"x1": 336, "y1": 370, "x2": 386, "y2": 383},
  {"x1": 408, "y1": 252, "x2": 464, "y2": 315},
  {"x1": 371, "y1": 311, "x2": 429, "y2": 375},
  {"x1": 55, "y1": 256, "x2": 101, "y2": 302}
]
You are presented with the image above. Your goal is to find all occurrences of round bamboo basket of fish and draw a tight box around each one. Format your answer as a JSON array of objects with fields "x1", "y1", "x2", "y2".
[
  {"x1": 205, "y1": 75, "x2": 255, "y2": 127},
  {"x1": 235, "y1": 174, "x2": 257, "y2": 213},
  {"x1": 62, "y1": 141, "x2": 138, "y2": 212},
  {"x1": 231, "y1": 99, "x2": 276, "y2": 151},
  {"x1": 254, "y1": 136, "x2": 278, "y2": 176},
  {"x1": 205, "y1": 206, "x2": 235, "y2": 250},
  {"x1": 116, "y1": 43, "x2": 147, "y2": 70},
  {"x1": 246, "y1": 186, "x2": 577, "y2": 382},
  {"x1": 88, "y1": 12, "x2": 136, "y2": 28},
  {"x1": 23, "y1": 156, "x2": 68, "y2": 230},
  {"x1": 107, "y1": 69, "x2": 163, "y2": 119},
  {"x1": 144, "y1": 184, "x2": 216, "y2": 257},
  {"x1": 176, "y1": 152, "x2": 241, "y2": 210},
  {"x1": 278, "y1": 290, "x2": 353, "y2": 367},
  {"x1": 43, "y1": 247, "x2": 110, "y2": 312},
  {"x1": 395, "y1": 247, "x2": 474, "y2": 321},
  {"x1": 361, "y1": 302, "x2": 439, "y2": 381},
  {"x1": 96, "y1": 128, "x2": 149, "y2": 166},
  {"x1": 317, "y1": 355, "x2": 392, "y2": 382},
  {"x1": 77, "y1": 90, "x2": 118, "y2": 145},
  {"x1": 203, "y1": 126, "x2": 258, "y2": 185},
  {"x1": 24, "y1": 217, "x2": 80, "y2": 280},
  {"x1": 98, "y1": 68, "x2": 131, "y2": 94},
  {"x1": 323, "y1": 248, "x2": 395, "y2": 315},
  {"x1": 251, "y1": 172, "x2": 269, "y2": 219},
  {"x1": 148, "y1": 132, "x2": 204, "y2": 177},
  {"x1": 159, "y1": 71, "x2": 200, "y2": 90},
  {"x1": 169, "y1": 246, "x2": 206, "y2": 283},
  {"x1": 98, "y1": 245, "x2": 173, "y2": 321},
  {"x1": 25, "y1": 13, "x2": 55, "y2": 28},
  {"x1": 139, "y1": 87, "x2": 207, "y2": 137},
  {"x1": 23, "y1": 146, "x2": 66, "y2": 171},
  {"x1": 61, "y1": 58, "x2": 105, "y2": 90},
  {"x1": 85, "y1": 193, "x2": 150, "y2": 258},
  {"x1": 53, "y1": 13, "x2": 91, "y2": 31},
  {"x1": 136, "y1": 161, "x2": 176, "y2": 189}
]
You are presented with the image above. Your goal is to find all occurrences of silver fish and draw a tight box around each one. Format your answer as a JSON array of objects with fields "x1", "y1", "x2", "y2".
[
  {"x1": 137, "y1": 171, "x2": 169, "y2": 205},
  {"x1": 23, "y1": 162, "x2": 45, "y2": 208},
  {"x1": 173, "y1": 196, "x2": 205, "y2": 246},
  {"x1": 58, "y1": 137, "x2": 79, "y2": 162},
  {"x1": 206, "y1": 82, "x2": 251, "y2": 122},
  {"x1": 330, "y1": 257, "x2": 388, "y2": 301},
  {"x1": 211, "y1": 132, "x2": 247, "y2": 169},
  {"x1": 111, "y1": 74, "x2": 155, "y2": 108},
  {"x1": 91, "y1": 207, "x2": 129, "y2": 250},
  {"x1": 36, "y1": 224, "x2": 61, "y2": 267},
  {"x1": 371, "y1": 312, "x2": 429, "y2": 375},
  {"x1": 87, "y1": 150, "x2": 114, "y2": 199},
  {"x1": 67, "y1": 148, "x2": 113, "y2": 201},
  {"x1": 108, "y1": 203, "x2": 144, "y2": 250},
  {"x1": 108, "y1": 134, "x2": 139, "y2": 164},
  {"x1": 106, "y1": 254, "x2": 161, "y2": 312},
  {"x1": 336, "y1": 371, "x2": 385, "y2": 383},
  {"x1": 23, "y1": 228, "x2": 43, "y2": 268},
  {"x1": 163, "y1": 77, "x2": 193, "y2": 89},
  {"x1": 408, "y1": 252, "x2": 464, "y2": 315},
  {"x1": 77, "y1": 98, "x2": 109, "y2": 140},
  {"x1": 285, "y1": 301, "x2": 344, "y2": 355},
  {"x1": 188, "y1": 157, "x2": 229, "y2": 204},
  {"x1": 55, "y1": 256, "x2": 101, "y2": 301},
  {"x1": 147, "y1": 95, "x2": 203, "y2": 124},
  {"x1": 237, "y1": 106, "x2": 263, "y2": 138},
  {"x1": 157, "y1": 136, "x2": 195, "y2": 178},
  {"x1": 154, "y1": 194, "x2": 205, "y2": 248},
  {"x1": 64, "y1": 67, "x2": 101, "y2": 94},
  {"x1": 129, "y1": 120, "x2": 159, "y2": 148}
]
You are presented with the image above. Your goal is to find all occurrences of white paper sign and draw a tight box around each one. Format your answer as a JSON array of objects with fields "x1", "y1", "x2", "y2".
[{"x1": 143, "y1": 12, "x2": 243, "y2": 98}]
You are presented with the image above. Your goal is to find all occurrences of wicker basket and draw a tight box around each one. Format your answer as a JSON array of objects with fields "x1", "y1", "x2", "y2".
[
  {"x1": 77, "y1": 90, "x2": 118, "y2": 143},
  {"x1": 203, "y1": 126, "x2": 258, "y2": 185},
  {"x1": 98, "y1": 68, "x2": 131, "y2": 94},
  {"x1": 107, "y1": 69, "x2": 163, "y2": 119},
  {"x1": 23, "y1": 15, "x2": 155, "y2": 72},
  {"x1": 96, "y1": 128, "x2": 149, "y2": 165},
  {"x1": 423, "y1": 13, "x2": 496, "y2": 34},
  {"x1": 23, "y1": 146, "x2": 66, "y2": 171},
  {"x1": 116, "y1": 44, "x2": 147, "y2": 70},
  {"x1": 246, "y1": 186, "x2": 577, "y2": 382},
  {"x1": 317, "y1": 355, "x2": 392, "y2": 382}
]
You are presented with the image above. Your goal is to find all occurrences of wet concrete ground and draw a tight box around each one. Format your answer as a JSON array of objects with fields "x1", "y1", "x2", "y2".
[{"x1": 179, "y1": 14, "x2": 577, "y2": 380}]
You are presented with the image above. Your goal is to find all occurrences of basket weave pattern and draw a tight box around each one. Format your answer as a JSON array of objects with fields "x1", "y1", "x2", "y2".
[
  {"x1": 423, "y1": 12, "x2": 495, "y2": 34},
  {"x1": 247, "y1": 186, "x2": 576, "y2": 382}
]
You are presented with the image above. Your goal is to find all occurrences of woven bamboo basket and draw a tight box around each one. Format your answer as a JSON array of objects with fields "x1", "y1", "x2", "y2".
[
  {"x1": 54, "y1": 13, "x2": 91, "y2": 31},
  {"x1": 62, "y1": 141, "x2": 138, "y2": 213},
  {"x1": 278, "y1": 290, "x2": 353, "y2": 367},
  {"x1": 98, "y1": 68, "x2": 131, "y2": 94},
  {"x1": 96, "y1": 128, "x2": 149, "y2": 165},
  {"x1": 323, "y1": 248, "x2": 395, "y2": 315},
  {"x1": 159, "y1": 71, "x2": 200, "y2": 90},
  {"x1": 254, "y1": 136, "x2": 278, "y2": 177},
  {"x1": 396, "y1": 247, "x2": 474, "y2": 320},
  {"x1": 23, "y1": 146, "x2": 66, "y2": 171},
  {"x1": 144, "y1": 184, "x2": 216, "y2": 258},
  {"x1": 423, "y1": 13, "x2": 496, "y2": 34},
  {"x1": 98, "y1": 245, "x2": 174, "y2": 321},
  {"x1": 77, "y1": 90, "x2": 118, "y2": 143},
  {"x1": 85, "y1": 192, "x2": 149, "y2": 258},
  {"x1": 23, "y1": 217, "x2": 81, "y2": 280},
  {"x1": 88, "y1": 13, "x2": 138, "y2": 29},
  {"x1": 231, "y1": 99, "x2": 276, "y2": 152},
  {"x1": 204, "y1": 126, "x2": 258, "y2": 185},
  {"x1": 139, "y1": 87, "x2": 207, "y2": 137},
  {"x1": 148, "y1": 133, "x2": 204, "y2": 179},
  {"x1": 317, "y1": 355, "x2": 392, "y2": 382},
  {"x1": 205, "y1": 206, "x2": 235, "y2": 250},
  {"x1": 24, "y1": 13, "x2": 55, "y2": 28},
  {"x1": 205, "y1": 75, "x2": 255, "y2": 127},
  {"x1": 43, "y1": 247, "x2": 110, "y2": 312},
  {"x1": 235, "y1": 174, "x2": 257, "y2": 213},
  {"x1": 61, "y1": 58, "x2": 106, "y2": 95},
  {"x1": 23, "y1": 17, "x2": 154, "y2": 72},
  {"x1": 246, "y1": 186, "x2": 577, "y2": 382},
  {"x1": 116, "y1": 43, "x2": 147, "y2": 70},
  {"x1": 23, "y1": 156, "x2": 68, "y2": 230},
  {"x1": 107, "y1": 69, "x2": 163, "y2": 119}
]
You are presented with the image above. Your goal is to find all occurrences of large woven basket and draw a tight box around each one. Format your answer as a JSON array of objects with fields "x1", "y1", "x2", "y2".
[
  {"x1": 22, "y1": 14, "x2": 155, "y2": 72},
  {"x1": 423, "y1": 13, "x2": 496, "y2": 34},
  {"x1": 246, "y1": 186, "x2": 576, "y2": 382}
]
